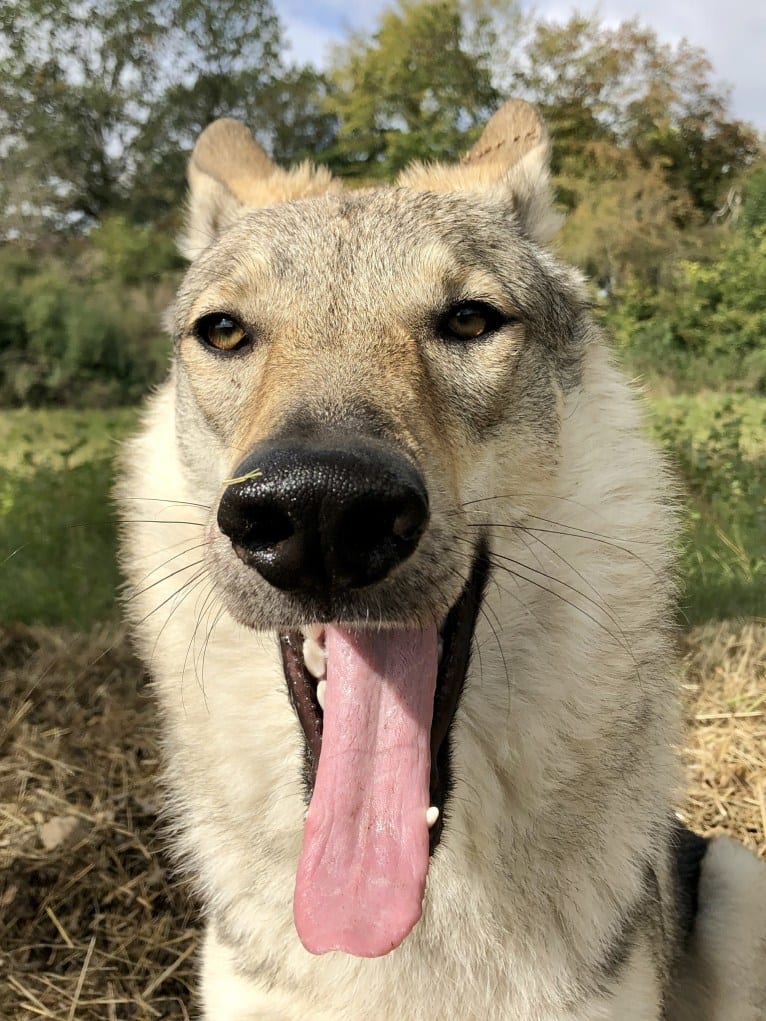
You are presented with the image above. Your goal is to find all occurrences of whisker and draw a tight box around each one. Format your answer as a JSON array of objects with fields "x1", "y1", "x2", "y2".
[
  {"x1": 482, "y1": 511, "x2": 661, "y2": 548},
  {"x1": 128, "y1": 559, "x2": 207, "y2": 604},
  {"x1": 511, "y1": 528, "x2": 621, "y2": 621},
  {"x1": 459, "y1": 492, "x2": 663, "y2": 541},
  {"x1": 135, "y1": 567, "x2": 209, "y2": 631},
  {"x1": 186, "y1": 582, "x2": 221, "y2": 699},
  {"x1": 130, "y1": 533, "x2": 211, "y2": 567},
  {"x1": 199, "y1": 604, "x2": 227, "y2": 692},
  {"x1": 150, "y1": 573, "x2": 212, "y2": 678},
  {"x1": 432, "y1": 565, "x2": 493, "y2": 695},
  {"x1": 466, "y1": 521, "x2": 660, "y2": 576},
  {"x1": 488, "y1": 556, "x2": 632, "y2": 659},
  {"x1": 448, "y1": 536, "x2": 632, "y2": 660},
  {"x1": 457, "y1": 535, "x2": 628, "y2": 639},
  {"x1": 478, "y1": 600, "x2": 511, "y2": 711},
  {"x1": 121, "y1": 518, "x2": 207, "y2": 528},
  {"x1": 136, "y1": 542, "x2": 210, "y2": 585},
  {"x1": 122, "y1": 496, "x2": 210, "y2": 511}
]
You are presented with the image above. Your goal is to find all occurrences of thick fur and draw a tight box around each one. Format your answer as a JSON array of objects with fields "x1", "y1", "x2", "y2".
[{"x1": 118, "y1": 102, "x2": 766, "y2": 1020}]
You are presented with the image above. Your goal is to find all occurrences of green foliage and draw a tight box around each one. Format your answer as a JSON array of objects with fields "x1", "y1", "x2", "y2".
[
  {"x1": 0, "y1": 0, "x2": 317, "y2": 232},
  {"x1": 648, "y1": 397, "x2": 766, "y2": 622},
  {"x1": 89, "y1": 215, "x2": 184, "y2": 285},
  {"x1": 265, "y1": 67, "x2": 340, "y2": 167},
  {"x1": 0, "y1": 408, "x2": 138, "y2": 626},
  {"x1": 0, "y1": 459, "x2": 121, "y2": 627},
  {"x1": 740, "y1": 164, "x2": 766, "y2": 232},
  {"x1": 326, "y1": 0, "x2": 500, "y2": 178},
  {"x1": 606, "y1": 226, "x2": 766, "y2": 393},
  {"x1": 557, "y1": 145, "x2": 695, "y2": 290},
  {"x1": 127, "y1": 0, "x2": 291, "y2": 217},
  {"x1": 0, "y1": 0, "x2": 165, "y2": 231},
  {"x1": 515, "y1": 15, "x2": 759, "y2": 217},
  {"x1": 0, "y1": 240, "x2": 174, "y2": 407}
]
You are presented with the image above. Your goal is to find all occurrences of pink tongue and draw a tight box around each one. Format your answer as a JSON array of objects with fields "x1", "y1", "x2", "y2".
[{"x1": 294, "y1": 624, "x2": 437, "y2": 957}]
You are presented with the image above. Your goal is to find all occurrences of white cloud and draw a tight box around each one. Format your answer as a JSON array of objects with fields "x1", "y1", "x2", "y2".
[
  {"x1": 276, "y1": 0, "x2": 765, "y2": 129},
  {"x1": 278, "y1": 0, "x2": 385, "y2": 66},
  {"x1": 280, "y1": 14, "x2": 337, "y2": 66},
  {"x1": 584, "y1": 0, "x2": 766, "y2": 128}
]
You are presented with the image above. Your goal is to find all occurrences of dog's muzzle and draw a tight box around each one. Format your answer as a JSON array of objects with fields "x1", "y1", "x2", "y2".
[
  {"x1": 217, "y1": 436, "x2": 429, "y2": 594},
  {"x1": 214, "y1": 430, "x2": 488, "y2": 959}
]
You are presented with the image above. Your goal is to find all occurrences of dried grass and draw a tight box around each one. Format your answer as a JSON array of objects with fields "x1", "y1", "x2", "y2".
[
  {"x1": 1, "y1": 626, "x2": 197, "y2": 1020},
  {"x1": 679, "y1": 619, "x2": 766, "y2": 860},
  {"x1": 1, "y1": 620, "x2": 764, "y2": 1018}
]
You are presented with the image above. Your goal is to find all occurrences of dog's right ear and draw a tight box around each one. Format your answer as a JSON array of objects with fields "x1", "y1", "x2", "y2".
[
  {"x1": 398, "y1": 100, "x2": 561, "y2": 244},
  {"x1": 181, "y1": 118, "x2": 338, "y2": 260}
]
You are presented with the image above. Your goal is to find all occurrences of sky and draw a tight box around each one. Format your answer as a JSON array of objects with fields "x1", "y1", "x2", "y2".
[{"x1": 275, "y1": 0, "x2": 765, "y2": 132}]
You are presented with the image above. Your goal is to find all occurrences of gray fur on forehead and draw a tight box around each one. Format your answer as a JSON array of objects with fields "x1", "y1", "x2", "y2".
[{"x1": 177, "y1": 186, "x2": 588, "y2": 332}]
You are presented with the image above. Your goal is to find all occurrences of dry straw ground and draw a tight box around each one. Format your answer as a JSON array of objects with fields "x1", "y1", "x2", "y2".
[{"x1": 1, "y1": 620, "x2": 765, "y2": 1020}]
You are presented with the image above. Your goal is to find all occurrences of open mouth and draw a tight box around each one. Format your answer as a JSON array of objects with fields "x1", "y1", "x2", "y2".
[{"x1": 278, "y1": 540, "x2": 489, "y2": 957}]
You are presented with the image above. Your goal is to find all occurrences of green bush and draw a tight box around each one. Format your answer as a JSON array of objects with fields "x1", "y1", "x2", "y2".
[
  {"x1": 90, "y1": 215, "x2": 184, "y2": 286},
  {"x1": 0, "y1": 235, "x2": 177, "y2": 408},
  {"x1": 605, "y1": 225, "x2": 766, "y2": 393},
  {"x1": 649, "y1": 397, "x2": 766, "y2": 622},
  {"x1": 740, "y1": 164, "x2": 766, "y2": 233},
  {"x1": 0, "y1": 408, "x2": 140, "y2": 626},
  {"x1": 0, "y1": 458, "x2": 121, "y2": 627}
]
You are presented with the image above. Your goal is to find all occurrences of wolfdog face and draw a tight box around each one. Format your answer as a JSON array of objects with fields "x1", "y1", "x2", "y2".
[
  {"x1": 119, "y1": 99, "x2": 766, "y2": 1021},
  {"x1": 160, "y1": 102, "x2": 595, "y2": 957},
  {"x1": 122, "y1": 101, "x2": 681, "y2": 983}
]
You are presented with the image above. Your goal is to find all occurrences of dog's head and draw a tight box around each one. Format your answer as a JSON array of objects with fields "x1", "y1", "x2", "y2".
[{"x1": 170, "y1": 102, "x2": 590, "y2": 958}]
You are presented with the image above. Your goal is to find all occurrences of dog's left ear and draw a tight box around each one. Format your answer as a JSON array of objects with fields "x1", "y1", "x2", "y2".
[
  {"x1": 398, "y1": 100, "x2": 561, "y2": 244},
  {"x1": 181, "y1": 118, "x2": 339, "y2": 260}
]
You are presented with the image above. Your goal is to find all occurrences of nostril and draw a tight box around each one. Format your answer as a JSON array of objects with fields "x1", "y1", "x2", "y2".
[
  {"x1": 218, "y1": 486, "x2": 294, "y2": 545},
  {"x1": 341, "y1": 500, "x2": 398, "y2": 544},
  {"x1": 392, "y1": 505, "x2": 427, "y2": 543},
  {"x1": 333, "y1": 489, "x2": 428, "y2": 588},
  {"x1": 245, "y1": 504, "x2": 294, "y2": 549}
]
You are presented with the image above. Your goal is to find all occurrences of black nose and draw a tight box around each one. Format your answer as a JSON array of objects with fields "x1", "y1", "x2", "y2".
[{"x1": 217, "y1": 438, "x2": 429, "y2": 593}]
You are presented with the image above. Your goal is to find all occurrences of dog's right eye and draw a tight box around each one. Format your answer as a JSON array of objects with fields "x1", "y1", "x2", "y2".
[
  {"x1": 438, "y1": 301, "x2": 510, "y2": 343},
  {"x1": 195, "y1": 313, "x2": 250, "y2": 353}
]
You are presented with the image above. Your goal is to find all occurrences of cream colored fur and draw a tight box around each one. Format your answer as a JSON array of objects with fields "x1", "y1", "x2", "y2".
[{"x1": 119, "y1": 101, "x2": 766, "y2": 1020}]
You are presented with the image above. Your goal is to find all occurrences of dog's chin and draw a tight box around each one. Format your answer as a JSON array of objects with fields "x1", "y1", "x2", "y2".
[{"x1": 277, "y1": 538, "x2": 490, "y2": 854}]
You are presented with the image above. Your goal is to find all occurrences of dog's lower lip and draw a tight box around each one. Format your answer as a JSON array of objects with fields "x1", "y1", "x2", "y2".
[{"x1": 279, "y1": 538, "x2": 490, "y2": 853}]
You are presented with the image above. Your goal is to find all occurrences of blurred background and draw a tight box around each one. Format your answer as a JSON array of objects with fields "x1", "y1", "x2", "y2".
[
  {"x1": 1, "y1": 0, "x2": 764, "y2": 629},
  {"x1": 1, "y1": 1, "x2": 764, "y2": 1016}
]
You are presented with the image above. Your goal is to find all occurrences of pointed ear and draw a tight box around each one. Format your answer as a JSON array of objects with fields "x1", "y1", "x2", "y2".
[
  {"x1": 398, "y1": 100, "x2": 561, "y2": 244},
  {"x1": 181, "y1": 118, "x2": 339, "y2": 260}
]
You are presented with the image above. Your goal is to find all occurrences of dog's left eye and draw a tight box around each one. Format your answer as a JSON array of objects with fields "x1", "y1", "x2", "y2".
[
  {"x1": 440, "y1": 302, "x2": 509, "y2": 342},
  {"x1": 195, "y1": 313, "x2": 250, "y2": 353}
]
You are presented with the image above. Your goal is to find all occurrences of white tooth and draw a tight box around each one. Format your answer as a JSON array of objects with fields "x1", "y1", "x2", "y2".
[
  {"x1": 316, "y1": 680, "x2": 327, "y2": 711},
  {"x1": 426, "y1": 806, "x2": 439, "y2": 828},
  {"x1": 438, "y1": 638, "x2": 444, "y2": 659},
  {"x1": 303, "y1": 638, "x2": 327, "y2": 680},
  {"x1": 304, "y1": 624, "x2": 325, "y2": 642}
]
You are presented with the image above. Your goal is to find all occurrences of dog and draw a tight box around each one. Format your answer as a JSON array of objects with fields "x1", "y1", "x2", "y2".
[{"x1": 118, "y1": 100, "x2": 766, "y2": 1019}]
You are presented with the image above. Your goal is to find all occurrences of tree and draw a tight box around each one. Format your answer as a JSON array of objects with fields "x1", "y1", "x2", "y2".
[
  {"x1": 0, "y1": 0, "x2": 165, "y2": 233},
  {"x1": 557, "y1": 143, "x2": 695, "y2": 291},
  {"x1": 131, "y1": 64, "x2": 337, "y2": 221},
  {"x1": 127, "y1": 0, "x2": 285, "y2": 218},
  {"x1": 514, "y1": 15, "x2": 759, "y2": 216},
  {"x1": 326, "y1": 0, "x2": 501, "y2": 178},
  {"x1": 0, "y1": 0, "x2": 317, "y2": 234}
]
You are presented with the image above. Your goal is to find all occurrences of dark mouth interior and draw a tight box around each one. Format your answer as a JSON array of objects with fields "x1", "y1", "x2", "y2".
[{"x1": 279, "y1": 539, "x2": 489, "y2": 853}]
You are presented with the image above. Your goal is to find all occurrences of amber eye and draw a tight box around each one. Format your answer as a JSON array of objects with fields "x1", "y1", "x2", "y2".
[
  {"x1": 195, "y1": 313, "x2": 250, "y2": 352},
  {"x1": 440, "y1": 302, "x2": 509, "y2": 342}
]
